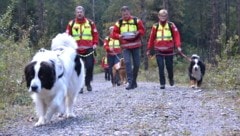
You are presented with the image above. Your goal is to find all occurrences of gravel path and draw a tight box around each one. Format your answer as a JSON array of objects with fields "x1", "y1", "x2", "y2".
[{"x1": 1, "y1": 73, "x2": 240, "y2": 136}]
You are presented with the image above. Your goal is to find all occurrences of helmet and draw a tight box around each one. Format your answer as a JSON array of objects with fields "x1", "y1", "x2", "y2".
[{"x1": 159, "y1": 9, "x2": 168, "y2": 16}]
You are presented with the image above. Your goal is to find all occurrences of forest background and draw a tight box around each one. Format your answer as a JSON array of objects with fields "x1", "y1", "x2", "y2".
[{"x1": 0, "y1": 0, "x2": 240, "y2": 118}]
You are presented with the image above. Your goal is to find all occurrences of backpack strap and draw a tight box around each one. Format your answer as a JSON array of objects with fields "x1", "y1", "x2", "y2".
[{"x1": 70, "y1": 19, "x2": 75, "y2": 29}]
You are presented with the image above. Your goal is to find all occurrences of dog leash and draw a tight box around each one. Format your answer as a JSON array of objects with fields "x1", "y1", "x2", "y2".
[
  {"x1": 150, "y1": 51, "x2": 191, "y2": 62},
  {"x1": 178, "y1": 51, "x2": 191, "y2": 62}
]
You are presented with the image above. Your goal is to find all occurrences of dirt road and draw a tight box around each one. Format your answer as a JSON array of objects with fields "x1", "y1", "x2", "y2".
[{"x1": 1, "y1": 73, "x2": 240, "y2": 136}]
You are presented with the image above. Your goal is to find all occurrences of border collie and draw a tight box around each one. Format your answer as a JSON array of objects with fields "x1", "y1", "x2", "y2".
[
  {"x1": 24, "y1": 33, "x2": 85, "y2": 126},
  {"x1": 188, "y1": 54, "x2": 205, "y2": 89}
]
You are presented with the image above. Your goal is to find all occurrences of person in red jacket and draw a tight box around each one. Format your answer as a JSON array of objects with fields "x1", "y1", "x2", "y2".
[
  {"x1": 103, "y1": 26, "x2": 122, "y2": 86},
  {"x1": 147, "y1": 9, "x2": 181, "y2": 89},
  {"x1": 66, "y1": 6, "x2": 99, "y2": 92},
  {"x1": 111, "y1": 6, "x2": 145, "y2": 90},
  {"x1": 101, "y1": 55, "x2": 110, "y2": 81}
]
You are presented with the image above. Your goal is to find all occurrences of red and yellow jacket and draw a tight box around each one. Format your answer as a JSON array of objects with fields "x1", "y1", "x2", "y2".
[
  {"x1": 66, "y1": 17, "x2": 99, "y2": 54},
  {"x1": 101, "y1": 56, "x2": 109, "y2": 69},
  {"x1": 111, "y1": 16, "x2": 145, "y2": 49},
  {"x1": 147, "y1": 21, "x2": 181, "y2": 53},
  {"x1": 103, "y1": 36, "x2": 121, "y2": 55}
]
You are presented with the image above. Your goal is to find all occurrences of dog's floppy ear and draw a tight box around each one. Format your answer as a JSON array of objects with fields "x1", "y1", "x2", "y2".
[
  {"x1": 24, "y1": 61, "x2": 37, "y2": 88},
  {"x1": 120, "y1": 58, "x2": 125, "y2": 66}
]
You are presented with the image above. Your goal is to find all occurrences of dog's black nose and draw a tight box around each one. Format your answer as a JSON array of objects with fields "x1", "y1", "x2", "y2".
[
  {"x1": 194, "y1": 67, "x2": 198, "y2": 71},
  {"x1": 31, "y1": 86, "x2": 38, "y2": 92}
]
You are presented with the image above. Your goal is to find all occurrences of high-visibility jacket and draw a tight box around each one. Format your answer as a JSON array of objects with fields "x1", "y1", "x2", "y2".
[
  {"x1": 71, "y1": 19, "x2": 93, "y2": 41},
  {"x1": 111, "y1": 16, "x2": 145, "y2": 49},
  {"x1": 101, "y1": 56, "x2": 109, "y2": 69},
  {"x1": 154, "y1": 22, "x2": 174, "y2": 51},
  {"x1": 147, "y1": 21, "x2": 181, "y2": 53},
  {"x1": 103, "y1": 36, "x2": 121, "y2": 55},
  {"x1": 66, "y1": 18, "x2": 99, "y2": 54}
]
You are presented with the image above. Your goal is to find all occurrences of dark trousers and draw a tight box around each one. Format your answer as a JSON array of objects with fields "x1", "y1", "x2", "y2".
[
  {"x1": 156, "y1": 55, "x2": 173, "y2": 86},
  {"x1": 80, "y1": 49, "x2": 94, "y2": 86},
  {"x1": 104, "y1": 68, "x2": 110, "y2": 81},
  {"x1": 122, "y1": 47, "x2": 140, "y2": 85},
  {"x1": 107, "y1": 54, "x2": 121, "y2": 84}
]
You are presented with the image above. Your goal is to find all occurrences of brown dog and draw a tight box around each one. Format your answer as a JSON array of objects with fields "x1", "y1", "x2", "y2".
[{"x1": 112, "y1": 58, "x2": 127, "y2": 87}]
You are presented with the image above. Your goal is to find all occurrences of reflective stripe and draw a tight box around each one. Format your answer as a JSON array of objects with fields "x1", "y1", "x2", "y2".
[
  {"x1": 109, "y1": 38, "x2": 120, "y2": 48},
  {"x1": 103, "y1": 57, "x2": 108, "y2": 64},
  {"x1": 77, "y1": 46, "x2": 92, "y2": 49},
  {"x1": 121, "y1": 41, "x2": 141, "y2": 47},
  {"x1": 154, "y1": 45, "x2": 174, "y2": 50}
]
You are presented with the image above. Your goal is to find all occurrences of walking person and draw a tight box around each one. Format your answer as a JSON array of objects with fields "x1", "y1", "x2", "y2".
[
  {"x1": 66, "y1": 6, "x2": 99, "y2": 92},
  {"x1": 111, "y1": 6, "x2": 145, "y2": 90},
  {"x1": 103, "y1": 26, "x2": 122, "y2": 86},
  {"x1": 147, "y1": 9, "x2": 182, "y2": 89}
]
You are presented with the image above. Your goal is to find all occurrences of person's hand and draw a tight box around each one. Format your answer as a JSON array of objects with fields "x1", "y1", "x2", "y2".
[
  {"x1": 119, "y1": 34, "x2": 124, "y2": 40},
  {"x1": 146, "y1": 50, "x2": 151, "y2": 57},
  {"x1": 93, "y1": 44, "x2": 97, "y2": 49},
  {"x1": 135, "y1": 31, "x2": 140, "y2": 37},
  {"x1": 177, "y1": 47, "x2": 182, "y2": 52},
  {"x1": 109, "y1": 47, "x2": 113, "y2": 51}
]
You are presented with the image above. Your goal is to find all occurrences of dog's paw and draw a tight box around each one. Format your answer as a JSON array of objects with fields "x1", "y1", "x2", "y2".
[
  {"x1": 34, "y1": 118, "x2": 46, "y2": 127},
  {"x1": 190, "y1": 85, "x2": 196, "y2": 89},
  {"x1": 58, "y1": 113, "x2": 64, "y2": 118},
  {"x1": 66, "y1": 113, "x2": 76, "y2": 118}
]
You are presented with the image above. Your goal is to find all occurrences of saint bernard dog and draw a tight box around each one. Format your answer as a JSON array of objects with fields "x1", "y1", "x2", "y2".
[
  {"x1": 188, "y1": 54, "x2": 205, "y2": 89},
  {"x1": 24, "y1": 33, "x2": 85, "y2": 126}
]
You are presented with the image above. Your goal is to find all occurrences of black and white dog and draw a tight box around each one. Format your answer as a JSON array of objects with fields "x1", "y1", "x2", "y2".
[
  {"x1": 24, "y1": 33, "x2": 85, "y2": 126},
  {"x1": 188, "y1": 54, "x2": 205, "y2": 89}
]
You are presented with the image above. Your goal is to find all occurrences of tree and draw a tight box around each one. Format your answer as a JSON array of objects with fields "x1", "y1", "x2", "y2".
[{"x1": 237, "y1": 0, "x2": 240, "y2": 52}]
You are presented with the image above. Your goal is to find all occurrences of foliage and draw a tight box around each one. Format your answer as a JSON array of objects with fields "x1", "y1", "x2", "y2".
[
  {"x1": 204, "y1": 56, "x2": 240, "y2": 90},
  {"x1": 0, "y1": 36, "x2": 32, "y2": 108}
]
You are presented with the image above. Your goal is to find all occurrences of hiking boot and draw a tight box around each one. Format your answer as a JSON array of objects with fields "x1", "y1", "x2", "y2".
[
  {"x1": 79, "y1": 88, "x2": 83, "y2": 94},
  {"x1": 86, "y1": 85, "x2": 92, "y2": 91},
  {"x1": 132, "y1": 82, "x2": 137, "y2": 88},
  {"x1": 169, "y1": 79, "x2": 174, "y2": 86},
  {"x1": 160, "y1": 85, "x2": 165, "y2": 89},
  {"x1": 126, "y1": 84, "x2": 134, "y2": 90}
]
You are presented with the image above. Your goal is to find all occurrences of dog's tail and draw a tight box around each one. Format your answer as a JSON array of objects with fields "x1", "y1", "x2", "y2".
[{"x1": 51, "y1": 33, "x2": 78, "y2": 51}]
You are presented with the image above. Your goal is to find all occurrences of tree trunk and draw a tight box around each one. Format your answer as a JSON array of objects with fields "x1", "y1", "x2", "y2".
[
  {"x1": 225, "y1": 0, "x2": 230, "y2": 42},
  {"x1": 209, "y1": 0, "x2": 220, "y2": 64},
  {"x1": 139, "y1": 0, "x2": 148, "y2": 70},
  {"x1": 37, "y1": 0, "x2": 44, "y2": 36},
  {"x1": 237, "y1": 0, "x2": 240, "y2": 53},
  {"x1": 92, "y1": 0, "x2": 95, "y2": 21}
]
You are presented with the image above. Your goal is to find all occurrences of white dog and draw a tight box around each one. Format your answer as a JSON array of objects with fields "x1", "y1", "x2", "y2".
[{"x1": 24, "y1": 33, "x2": 85, "y2": 126}]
